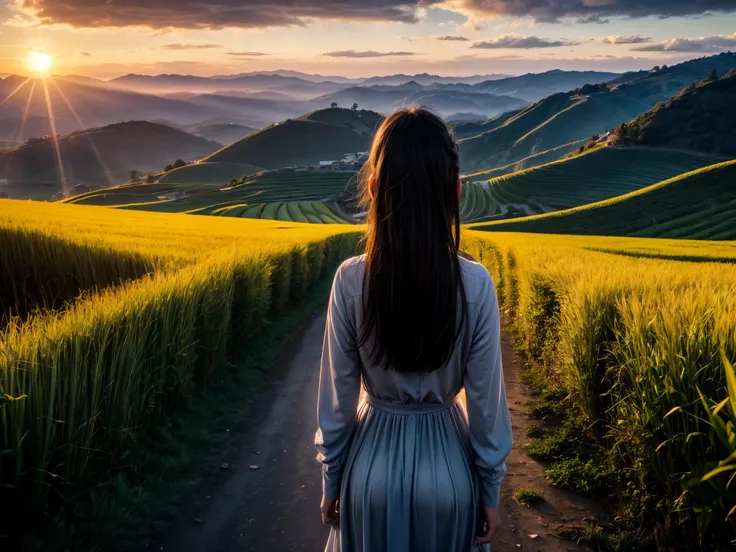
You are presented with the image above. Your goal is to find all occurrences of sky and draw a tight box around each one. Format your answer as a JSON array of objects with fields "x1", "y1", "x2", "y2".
[{"x1": 1, "y1": 0, "x2": 735, "y2": 79}]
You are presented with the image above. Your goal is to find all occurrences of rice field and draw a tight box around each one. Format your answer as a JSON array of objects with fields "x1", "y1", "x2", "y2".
[
  {"x1": 477, "y1": 160, "x2": 736, "y2": 240},
  {"x1": 65, "y1": 170, "x2": 358, "y2": 220},
  {"x1": 459, "y1": 181, "x2": 500, "y2": 222},
  {"x1": 0, "y1": 198, "x2": 362, "y2": 530},
  {"x1": 484, "y1": 147, "x2": 718, "y2": 213},
  {"x1": 463, "y1": 231, "x2": 736, "y2": 548}
]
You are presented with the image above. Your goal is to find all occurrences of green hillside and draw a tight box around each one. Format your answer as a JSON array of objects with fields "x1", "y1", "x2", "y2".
[
  {"x1": 450, "y1": 109, "x2": 523, "y2": 139},
  {"x1": 64, "y1": 170, "x2": 358, "y2": 221},
  {"x1": 616, "y1": 69, "x2": 736, "y2": 156},
  {"x1": 458, "y1": 92, "x2": 649, "y2": 172},
  {"x1": 463, "y1": 140, "x2": 585, "y2": 179},
  {"x1": 480, "y1": 146, "x2": 718, "y2": 213},
  {"x1": 205, "y1": 108, "x2": 382, "y2": 169},
  {"x1": 457, "y1": 53, "x2": 736, "y2": 173},
  {"x1": 0, "y1": 121, "x2": 221, "y2": 200},
  {"x1": 472, "y1": 160, "x2": 736, "y2": 240}
]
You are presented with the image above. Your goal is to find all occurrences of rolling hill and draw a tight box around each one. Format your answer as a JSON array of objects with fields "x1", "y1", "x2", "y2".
[
  {"x1": 473, "y1": 70, "x2": 620, "y2": 102},
  {"x1": 616, "y1": 68, "x2": 736, "y2": 156},
  {"x1": 0, "y1": 121, "x2": 221, "y2": 200},
  {"x1": 477, "y1": 146, "x2": 719, "y2": 214},
  {"x1": 457, "y1": 52, "x2": 736, "y2": 173},
  {"x1": 204, "y1": 108, "x2": 383, "y2": 169},
  {"x1": 473, "y1": 160, "x2": 736, "y2": 240},
  {"x1": 187, "y1": 122, "x2": 259, "y2": 144}
]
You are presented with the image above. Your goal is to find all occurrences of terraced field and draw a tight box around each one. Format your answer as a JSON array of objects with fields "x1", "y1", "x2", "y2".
[
  {"x1": 65, "y1": 170, "x2": 358, "y2": 221},
  {"x1": 459, "y1": 181, "x2": 500, "y2": 222},
  {"x1": 475, "y1": 160, "x2": 736, "y2": 240},
  {"x1": 484, "y1": 146, "x2": 718, "y2": 212},
  {"x1": 216, "y1": 200, "x2": 351, "y2": 224}
]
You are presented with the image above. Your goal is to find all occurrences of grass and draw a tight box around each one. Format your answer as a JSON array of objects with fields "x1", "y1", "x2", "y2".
[
  {"x1": 475, "y1": 160, "x2": 736, "y2": 240},
  {"x1": 0, "y1": 198, "x2": 362, "y2": 545},
  {"x1": 513, "y1": 487, "x2": 545, "y2": 506},
  {"x1": 462, "y1": 231, "x2": 736, "y2": 549},
  {"x1": 482, "y1": 146, "x2": 718, "y2": 213}
]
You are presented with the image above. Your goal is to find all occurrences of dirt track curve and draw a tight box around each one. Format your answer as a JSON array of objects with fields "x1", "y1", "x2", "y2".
[{"x1": 152, "y1": 312, "x2": 595, "y2": 552}]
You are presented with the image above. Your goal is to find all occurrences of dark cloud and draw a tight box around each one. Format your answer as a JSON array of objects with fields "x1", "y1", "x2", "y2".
[
  {"x1": 576, "y1": 14, "x2": 609, "y2": 24},
  {"x1": 323, "y1": 50, "x2": 418, "y2": 58},
  {"x1": 159, "y1": 43, "x2": 222, "y2": 50},
  {"x1": 601, "y1": 35, "x2": 652, "y2": 44},
  {"x1": 226, "y1": 51, "x2": 271, "y2": 56},
  {"x1": 470, "y1": 35, "x2": 578, "y2": 49},
  {"x1": 458, "y1": 0, "x2": 736, "y2": 23},
  {"x1": 633, "y1": 35, "x2": 736, "y2": 52},
  {"x1": 436, "y1": 35, "x2": 469, "y2": 41},
  {"x1": 18, "y1": 0, "x2": 439, "y2": 29},
  {"x1": 18, "y1": 0, "x2": 734, "y2": 29},
  {"x1": 80, "y1": 51, "x2": 91, "y2": 56}
]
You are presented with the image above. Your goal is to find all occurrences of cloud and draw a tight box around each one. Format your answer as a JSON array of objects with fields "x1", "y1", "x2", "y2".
[
  {"x1": 80, "y1": 51, "x2": 91, "y2": 56},
  {"x1": 470, "y1": 34, "x2": 578, "y2": 49},
  {"x1": 576, "y1": 15, "x2": 609, "y2": 24},
  {"x1": 226, "y1": 51, "x2": 272, "y2": 56},
  {"x1": 454, "y1": 0, "x2": 736, "y2": 23},
  {"x1": 159, "y1": 43, "x2": 222, "y2": 50},
  {"x1": 633, "y1": 34, "x2": 736, "y2": 52},
  {"x1": 15, "y1": 0, "x2": 441, "y2": 29},
  {"x1": 435, "y1": 35, "x2": 469, "y2": 41},
  {"x1": 323, "y1": 50, "x2": 418, "y2": 58},
  {"x1": 601, "y1": 35, "x2": 652, "y2": 44}
]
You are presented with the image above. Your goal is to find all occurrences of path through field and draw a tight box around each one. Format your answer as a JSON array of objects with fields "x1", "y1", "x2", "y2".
[{"x1": 152, "y1": 313, "x2": 595, "y2": 552}]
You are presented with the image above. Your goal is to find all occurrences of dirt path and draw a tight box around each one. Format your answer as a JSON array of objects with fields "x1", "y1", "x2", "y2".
[{"x1": 152, "y1": 314, "x2": 595, "y2": 551}]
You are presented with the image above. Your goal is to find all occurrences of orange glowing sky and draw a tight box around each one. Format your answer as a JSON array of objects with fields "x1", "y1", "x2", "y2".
[{"x1": 1, "y1": 1, "x2": 735, "y2": 78}]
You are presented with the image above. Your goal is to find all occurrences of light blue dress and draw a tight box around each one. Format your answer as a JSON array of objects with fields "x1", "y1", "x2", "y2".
[{"x1": 315, "y1": 255, "x2": 513, "y2": 552}]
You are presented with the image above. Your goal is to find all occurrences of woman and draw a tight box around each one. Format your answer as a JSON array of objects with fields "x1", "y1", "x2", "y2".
[{"x1": 315, "y1": 106, "x2": 512, "y2": 552}]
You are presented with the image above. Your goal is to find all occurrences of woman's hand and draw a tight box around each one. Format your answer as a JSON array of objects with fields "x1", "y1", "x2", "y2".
[
  {"x1": 474, "y1": 505, "x2": 501, "y2": 546},
  {"x1": 321, "y1": 496, "x2": 340, "y2": 525}
]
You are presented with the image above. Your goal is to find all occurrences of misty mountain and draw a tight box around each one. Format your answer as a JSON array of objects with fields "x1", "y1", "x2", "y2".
[
  {"x1": 109, "y1": 73, "x2": 347, "y2": 100},
  {"x1": 360, "y1": 73, "x2": 510, "y2": 86},
  {"x1": 312, "y1": 85, "x2": 527, "y2": 118},
  {"x1": 473, "y1": 70, "x2": 621, "y2": 102},
  {"x1": 0, "y1": 76, "x2": 306, "y2": 137}
]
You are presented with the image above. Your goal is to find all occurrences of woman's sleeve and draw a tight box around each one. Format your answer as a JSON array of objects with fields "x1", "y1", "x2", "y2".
[
  {"x1": 463, "y1": 276, "x2": 513, "y2": 507},
  {"x1": 315, "y1": 266, "x2": 362, "y2": 500}
]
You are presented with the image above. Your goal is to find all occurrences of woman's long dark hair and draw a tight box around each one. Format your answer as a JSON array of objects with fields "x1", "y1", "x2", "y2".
[{"x1": 357, "y1": 106, "x2": 467, "y2": 373}]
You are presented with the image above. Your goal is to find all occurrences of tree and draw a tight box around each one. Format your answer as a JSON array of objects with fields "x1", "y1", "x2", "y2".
[
  {"x1": 164, "y1": 164, "x2": 174, "y2": 172},
  {"x1": 704, "y1": 68, "x2": 719, "y2": 83},
  {"x1": 352, "y1": 103, "x2": 358, "y2": 111},
  {"x1": 330, "y1": 102, "x2": 338, "y2": 108},
  {"x1": 130, "y1": 170, "x2": 141, "y2": 182},
  {"x1": 172, "y1": 159, "x2": 187, "y2": 169}
]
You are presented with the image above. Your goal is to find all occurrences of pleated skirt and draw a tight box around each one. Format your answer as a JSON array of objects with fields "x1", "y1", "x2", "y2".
[{"x1": 325, "y1": 396, "x2": 489, "y2": 552}]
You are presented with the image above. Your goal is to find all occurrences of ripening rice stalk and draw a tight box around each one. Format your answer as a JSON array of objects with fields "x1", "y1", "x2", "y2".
[
  {"x1": 0, "y1": 198, "x2": 362, "y2": 525},
  {"x1": 463, "y1": 230, "x2": 736, "y2": 546}
]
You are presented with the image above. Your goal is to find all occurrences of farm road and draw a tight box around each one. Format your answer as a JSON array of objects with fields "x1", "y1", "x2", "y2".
[{"x1": 152, "y1": 313, "x2": 595, "y2": 552}]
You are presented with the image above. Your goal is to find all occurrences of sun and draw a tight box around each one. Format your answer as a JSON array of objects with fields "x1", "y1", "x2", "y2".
[{"x1": 26, "y1": 51, "x2": 53, "y2": 76}]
